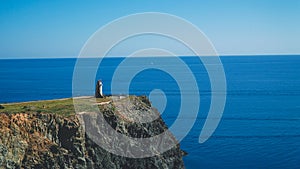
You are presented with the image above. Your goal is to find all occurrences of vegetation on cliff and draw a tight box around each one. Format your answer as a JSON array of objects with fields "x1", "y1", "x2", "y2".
[
  {"x1": 0, "y1": 97, "x2": 110, "y2": 117},
  {"x1": 0, "y1": 96, "x2": 185, "y2": 169}
]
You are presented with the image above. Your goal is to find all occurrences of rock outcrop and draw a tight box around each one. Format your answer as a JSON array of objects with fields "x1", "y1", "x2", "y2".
[{"x1": 0, "y1": 96, "x2": 185, "y2": 169}]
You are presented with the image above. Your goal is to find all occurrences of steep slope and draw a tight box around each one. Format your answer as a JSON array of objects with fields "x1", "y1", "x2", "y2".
[{"x1": 0, "y1": 96, "x2": 185, "y2": 169}]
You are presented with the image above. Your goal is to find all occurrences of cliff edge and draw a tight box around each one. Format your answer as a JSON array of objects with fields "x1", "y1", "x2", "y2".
[{"x1": 0, "y1": 96, "x2": 185, "y2": 169}]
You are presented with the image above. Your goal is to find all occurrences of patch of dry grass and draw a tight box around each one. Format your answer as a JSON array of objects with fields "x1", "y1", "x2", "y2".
[{"x1": 0, "y1": 96, "x2": 111, "y2": 117}]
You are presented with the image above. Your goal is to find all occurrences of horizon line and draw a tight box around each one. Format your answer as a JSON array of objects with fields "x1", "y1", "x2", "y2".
[{"x1": 1, "y1": 53, "x2": 300, "y2": 59}]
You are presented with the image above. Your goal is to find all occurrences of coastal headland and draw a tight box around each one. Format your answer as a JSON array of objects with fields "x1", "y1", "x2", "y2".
[{"x1": 0, "y1": 96, "x2": 185, "y2": 169}]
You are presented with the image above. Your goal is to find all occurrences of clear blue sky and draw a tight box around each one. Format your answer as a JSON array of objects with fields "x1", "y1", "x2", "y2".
[{"x1": 0, "y1": 0, "x2": 299, "y2": 58}]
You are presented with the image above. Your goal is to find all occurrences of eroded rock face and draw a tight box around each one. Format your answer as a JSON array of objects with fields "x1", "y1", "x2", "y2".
[{"x1": 0, "y1": 96, "x2": 185, "y2": 169}]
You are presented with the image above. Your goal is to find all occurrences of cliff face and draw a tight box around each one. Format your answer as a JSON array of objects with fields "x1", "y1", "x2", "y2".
[{"x1": 0, "y1": 96, "x2": 185, "y2": 169}]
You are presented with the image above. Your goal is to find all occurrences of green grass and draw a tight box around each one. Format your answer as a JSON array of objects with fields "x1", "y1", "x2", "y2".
[{"x1": 0, "y1": 97, "x2": 111, "y2": 117}]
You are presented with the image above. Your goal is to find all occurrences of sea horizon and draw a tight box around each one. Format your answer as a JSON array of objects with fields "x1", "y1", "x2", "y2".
[{"x1": 1, "y1": 54, "x2": 300, "y2": 60}]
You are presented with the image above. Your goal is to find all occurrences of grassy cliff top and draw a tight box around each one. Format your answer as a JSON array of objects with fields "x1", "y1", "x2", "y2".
[{"x1": 0, "y1": 97, "x2": 111, "y2": 117}]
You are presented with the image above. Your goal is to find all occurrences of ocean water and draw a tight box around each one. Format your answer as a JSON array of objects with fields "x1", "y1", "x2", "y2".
[{"x1": 0, "y1": 56, "x2": 300, "y2": 168}]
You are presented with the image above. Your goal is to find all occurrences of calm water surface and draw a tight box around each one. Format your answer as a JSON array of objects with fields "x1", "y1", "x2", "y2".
[{"x1": 0, "y1": 56, "x2": 299, "y2": 168}]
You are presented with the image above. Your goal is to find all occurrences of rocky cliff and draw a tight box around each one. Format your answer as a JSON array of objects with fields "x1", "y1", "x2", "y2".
[{"x1": 0, "y1": 96, "x2": 185, "y2": 169}]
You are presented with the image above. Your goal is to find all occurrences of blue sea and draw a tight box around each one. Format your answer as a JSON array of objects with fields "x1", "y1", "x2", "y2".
[{"x1": 0, "y1": 56, "x2": 300, "y2": 168}]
